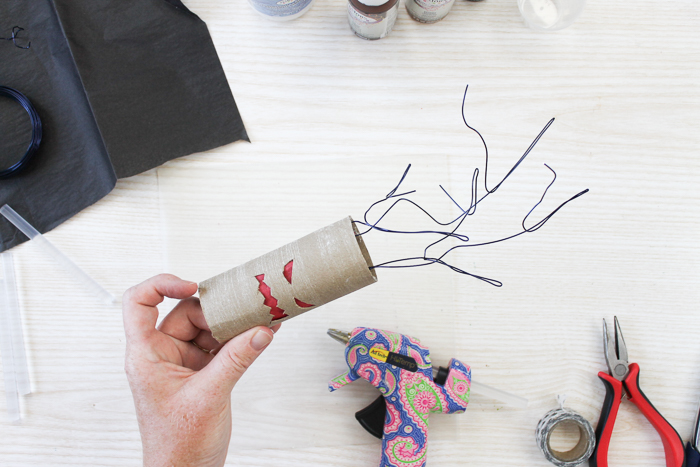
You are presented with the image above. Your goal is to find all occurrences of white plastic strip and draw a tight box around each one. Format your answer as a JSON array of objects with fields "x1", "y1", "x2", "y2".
[
  {"x1": 470, "y1": 379, "x2": 529, "y2": 409},
  {"x1": 0, "y1": 205, "x2": 115, "y2": 305},
  {"x1": 0, "y1": 251, "x2": 30, "y2": 422}
]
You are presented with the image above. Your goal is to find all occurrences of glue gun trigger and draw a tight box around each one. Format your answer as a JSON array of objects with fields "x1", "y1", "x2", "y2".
[
  {"x1": 354, "y1": 366, "x2": 451, "y2": 439},
  {"x1": 355, "y1": 396, "x2": 386, "y2": 439}
]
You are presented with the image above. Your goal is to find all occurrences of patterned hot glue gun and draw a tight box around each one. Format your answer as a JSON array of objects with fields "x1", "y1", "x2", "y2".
[{"x1": 328, "y1": 327, "x2": 471, "y2": 467}]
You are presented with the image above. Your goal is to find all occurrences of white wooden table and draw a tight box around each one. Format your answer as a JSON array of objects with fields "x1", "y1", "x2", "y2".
[{"x1": 1, "y1": 0, "x2": 699, "y2": 465}]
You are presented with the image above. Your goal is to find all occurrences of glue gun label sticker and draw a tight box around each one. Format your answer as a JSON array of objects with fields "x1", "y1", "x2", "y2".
[{"x1": 369, "y1": 347, "x2": 418, "y2": 372}]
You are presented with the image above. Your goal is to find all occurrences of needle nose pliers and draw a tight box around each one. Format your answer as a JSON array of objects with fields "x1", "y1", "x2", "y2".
[
  {"x1": 591, "y1": 317, "x2": 685, "y2": 467},
  {"x1": 687, "y1": 401, "x2": 700, "y2": 467}
]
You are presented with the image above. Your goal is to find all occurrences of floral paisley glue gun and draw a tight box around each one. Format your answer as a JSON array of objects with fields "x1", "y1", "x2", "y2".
[{"x1": 328, "y1": 327, "x2": 471, "y2": 467}]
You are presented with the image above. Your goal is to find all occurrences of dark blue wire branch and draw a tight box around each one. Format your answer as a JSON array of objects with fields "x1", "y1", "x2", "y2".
[
  {"x1": 1, "y1": 26, "x2": 30, "y2": 49},
  {"x1": 354, "y1": 85, "x2": 589, "y2": 286}
]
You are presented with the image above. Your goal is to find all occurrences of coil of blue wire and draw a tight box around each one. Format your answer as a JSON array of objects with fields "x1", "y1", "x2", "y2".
[{"x1": 0, "y1": 86, "x2": 42, "y2": 179}]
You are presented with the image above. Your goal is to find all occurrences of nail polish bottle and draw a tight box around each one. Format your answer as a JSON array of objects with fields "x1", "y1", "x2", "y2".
[
  {"x1": 347, "y1": 0, "x2": 399, "y2": 40},
  {"x1": 248, "y1": 0, "x2": 315, "y2": 21},
  {"x1": 405, "y1": 0, "x2": 455, "y2": 23}
]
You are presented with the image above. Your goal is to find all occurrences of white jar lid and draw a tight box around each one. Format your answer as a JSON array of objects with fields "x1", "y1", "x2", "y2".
[{"x1": 355, "y1": 0, "x2": 390, "y2": 7}]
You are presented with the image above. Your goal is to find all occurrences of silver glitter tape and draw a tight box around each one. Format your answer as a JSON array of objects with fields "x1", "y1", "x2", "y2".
[{"x1": 535, "y1": 396, "x2": 596, "y2": 467}]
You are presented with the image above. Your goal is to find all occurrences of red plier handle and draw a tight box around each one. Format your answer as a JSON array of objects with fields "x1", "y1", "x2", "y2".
[{"x1": 592, "y1": 363, "x2": 685, "y2": 467}]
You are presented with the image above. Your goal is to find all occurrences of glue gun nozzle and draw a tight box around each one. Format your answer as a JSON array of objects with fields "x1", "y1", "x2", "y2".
[{"x1": 327, "y1": 328, "x2": 351, "y2": 345}]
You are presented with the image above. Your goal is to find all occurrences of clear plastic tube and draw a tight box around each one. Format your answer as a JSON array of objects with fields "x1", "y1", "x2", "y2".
[
  {"x1": 0, "y1": 251, "x2": 31, "y2": 422},
  {"x1": 470, "y1": 379, "x2": 529, "y2": 408},
  {"x1": 429, "y1": 364, "x2": 528, "y2": 408},
  {"x1": 0, "y1": 205, "x2": 115, "y2": 305}
]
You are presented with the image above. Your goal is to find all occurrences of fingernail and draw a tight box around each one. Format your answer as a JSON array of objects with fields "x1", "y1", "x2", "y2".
[
  {"x1": 188, "y1": 281, "x2": 198, "y2": 288},
  {"x1": 250, "y1": 329, "x2": 273, "y2": 351}
]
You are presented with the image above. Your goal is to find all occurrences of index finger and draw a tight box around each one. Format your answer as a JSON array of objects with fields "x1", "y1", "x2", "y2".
[
  {"x1": 122, "y1": 274, "x2": 198, "y2": 343},
  {"x1": 157, "y1": 297, "x2": 209, "y2": 342}
]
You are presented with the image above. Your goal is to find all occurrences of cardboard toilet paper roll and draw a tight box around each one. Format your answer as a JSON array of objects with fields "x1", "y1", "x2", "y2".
[{"x1": 199, "y1": 216, "x2": 377, "y2": 342}]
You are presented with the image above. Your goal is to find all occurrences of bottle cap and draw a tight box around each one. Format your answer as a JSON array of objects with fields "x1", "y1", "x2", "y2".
[{"x1": 355, "y1": 0, "x2": 391, "y2": 8}]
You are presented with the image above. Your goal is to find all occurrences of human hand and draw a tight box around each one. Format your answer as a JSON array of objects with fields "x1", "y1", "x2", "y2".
[{"x1": 122, "y1": 274, "x2": 279, "y2": 467}]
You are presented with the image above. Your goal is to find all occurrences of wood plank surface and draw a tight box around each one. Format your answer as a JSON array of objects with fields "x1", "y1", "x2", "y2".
[{"x1": 1, "y1": 0, "x2": 699, "y2": 465}]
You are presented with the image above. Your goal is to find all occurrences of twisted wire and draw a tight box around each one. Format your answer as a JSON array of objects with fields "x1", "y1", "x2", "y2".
[{"x1": 0, "y1": 86, "x2": 42, "y2": 179}]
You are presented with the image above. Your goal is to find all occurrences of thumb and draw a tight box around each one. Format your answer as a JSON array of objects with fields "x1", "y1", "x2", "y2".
[{"x1": 197, "y1": 326, "x2": 275, "y2": 393}]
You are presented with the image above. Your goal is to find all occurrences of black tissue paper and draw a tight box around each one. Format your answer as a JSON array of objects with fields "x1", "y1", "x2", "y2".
[{"x1": 0, "y1": 0, "x2": 247, "y2": 251}]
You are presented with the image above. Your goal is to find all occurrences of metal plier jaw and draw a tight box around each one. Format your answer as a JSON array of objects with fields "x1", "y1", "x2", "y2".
[
  {"x1": 603, "y1": 316, "x2": 629, "y2": 383},
  {"x1": 591, "y1": 317, "x2": 685, "y2": 467}
]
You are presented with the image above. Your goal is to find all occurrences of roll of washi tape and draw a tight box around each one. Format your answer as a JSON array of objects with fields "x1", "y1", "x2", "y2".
[{"x1": 535, "y1": 396, "x2": 596, "y2": 467}]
